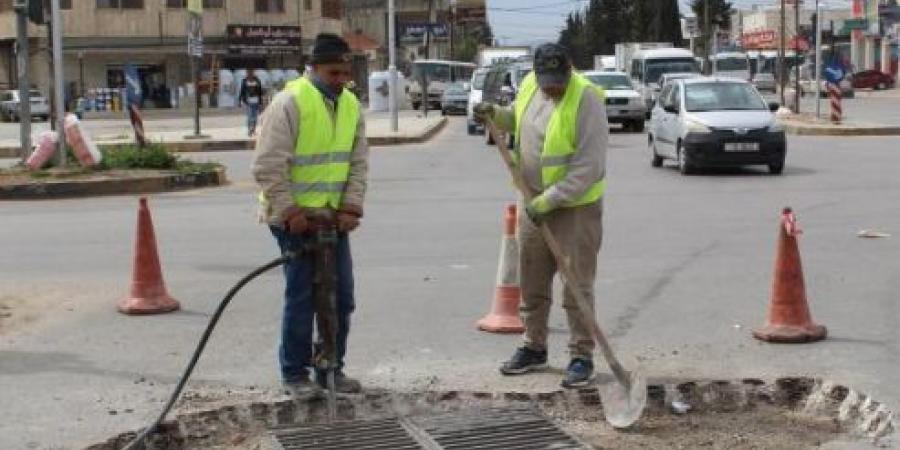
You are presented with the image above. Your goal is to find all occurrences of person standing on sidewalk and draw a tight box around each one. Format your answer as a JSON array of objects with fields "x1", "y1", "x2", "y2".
[
  {"x1": 475, "y1": 43, "x2": 609, "y2": 389},
  {"x1": 252, "y1": 33, "x2": 368, "y2": 397},
  {"x1": 239, "y1": 70, "x2": 265, "y2": 136}
]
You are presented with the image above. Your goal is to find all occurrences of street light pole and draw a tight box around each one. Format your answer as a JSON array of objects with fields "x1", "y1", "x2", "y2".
[
  {"x1": 815, "y1": 0, "x2": 822, "y2": 119},
  {"x1": 50, "y1": 0, "x2": 66, "y2": 167},
  {"x1": 14, "y1": 1, "x2": 31, "y2": 162},
  {"x1": 779, "y1": 0, "x2": 786, "y2": 106},
  {"x1": 793, "y1": 0, "x2": 800, "y2": 113},
  {"x1": 704, "y1": 0, "x2": 711, "y2": 74},
  {"x1": 388, "y1": 0, "x2": 398, "y2": 132}
]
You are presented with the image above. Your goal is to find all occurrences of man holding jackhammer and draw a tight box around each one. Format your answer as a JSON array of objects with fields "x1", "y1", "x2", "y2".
[
  {"x1": 252, "y1": 34, "x2": 368, "y2": 398},
  {"x1": 475, "y1": 43, "x2": 608, "y2": 388}
]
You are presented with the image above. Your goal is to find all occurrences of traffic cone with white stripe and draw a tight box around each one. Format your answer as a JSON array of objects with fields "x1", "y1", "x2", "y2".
[{"x1": 477, "y1": 204, "x2": 525, "y2": 333}]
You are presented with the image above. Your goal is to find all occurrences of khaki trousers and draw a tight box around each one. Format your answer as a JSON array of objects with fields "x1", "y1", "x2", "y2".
[{"x1": 518, "y1": 201, "x2": 603, "y2": 360}]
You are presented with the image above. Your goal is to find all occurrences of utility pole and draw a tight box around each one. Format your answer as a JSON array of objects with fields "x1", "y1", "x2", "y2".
[
  {"x1": 779, "y1": 0, "x2": 786, "y2": 105},
  {"x1": 793, "y1": 0, "x2": 800, "y2": 113},
  {"x1": 50, "y1": 0, "x2": 66, "y2": 167},
  {"x1": 388, "y1": 0, "x2": 398, "y2": 132},
  {"x1": 186, "y1": 0, "x2": 207, "y2": 138},
  {"x1": 815, "y1": 0, "x2": 822, "y2": 119},
  {"x1": 14, "y1": 0, "x2": 31, "y2": 162},
  {"x1": 448, "y1": 0, "x2": 455, "y2": 59}
]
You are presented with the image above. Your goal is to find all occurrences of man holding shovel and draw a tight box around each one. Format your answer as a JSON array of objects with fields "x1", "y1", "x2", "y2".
[{"x1": 475, "y1": 43, "x2": 609, "y2": 389}]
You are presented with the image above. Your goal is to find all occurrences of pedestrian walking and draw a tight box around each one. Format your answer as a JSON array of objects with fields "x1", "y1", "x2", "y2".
[
  {"x1": 251, "y1": 33, "x2": 369, "y2": 398},
  {"x1": 239, "y1": 70, "x2": 265, "y2": 136},
  {"x1": 475, "y1": 43, "x2": 609, "y2": 389}
]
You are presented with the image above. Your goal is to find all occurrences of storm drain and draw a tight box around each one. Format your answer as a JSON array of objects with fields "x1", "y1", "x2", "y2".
[{"x1": 270, "y1": 408, "x2": 590, "y2": 450}]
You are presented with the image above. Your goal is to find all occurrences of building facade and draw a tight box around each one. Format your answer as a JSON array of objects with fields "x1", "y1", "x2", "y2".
[{"x1": 0, "y1": 0, "x2": 341, "y2": 107}]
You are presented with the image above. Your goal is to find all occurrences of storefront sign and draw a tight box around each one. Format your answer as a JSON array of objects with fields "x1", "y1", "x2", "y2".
[
  {"x1": 741, "y1": 30, "x2": 777, "y2": 49},
  {"x1": 227, "y1": 25, "x2": 302, "y2": 55},
  {"x1": 398, "y1": 22, "x2": 449, "y2": 43},
  {"x1": 188, "y1": 13, "x2": 203, "y2": 57}
]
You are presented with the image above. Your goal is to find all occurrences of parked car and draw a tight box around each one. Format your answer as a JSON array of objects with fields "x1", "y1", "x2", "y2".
[
  {"x1": 851, "y1": 70, "x2": 896, "y2": 90},
  {"x1": 0, "y1": 89, "x2": 50, "y2": 122},
  {"x1": 466, "y1": 68, "x2": 488, "y2": 135},
  {"x1": 441, "y1": 82, "x2": 469, "y2": 116},
  {"x1": 648, "y1": 77, "x2": 785, "y2": 175},
  {"x1": 584, "y1": 71, "x2": 647, "y2": 132},
  {"x1": 752, "y1": 72, "x2": 777, "y2": 92}
]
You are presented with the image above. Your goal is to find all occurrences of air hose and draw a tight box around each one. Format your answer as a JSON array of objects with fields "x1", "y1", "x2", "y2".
[{"x1": 122, "y1": 252, "x2": 295, "y2": 450}]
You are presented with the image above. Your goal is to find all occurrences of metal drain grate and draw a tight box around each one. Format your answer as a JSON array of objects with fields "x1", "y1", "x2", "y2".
[
  {"x1": 271, "y1": 418, "x2": 423, "y2": 450},
  {"x1": 411, "y1": 408, "x2": 590, "y2": 450},
  {"x1": 270, "y1": 408, "x2": 589, "y2": 450}
]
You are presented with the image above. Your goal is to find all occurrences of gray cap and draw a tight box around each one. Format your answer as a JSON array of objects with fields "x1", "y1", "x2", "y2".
[{"x1": 533, "y1": 43, "x2": 572, "y2": 86}]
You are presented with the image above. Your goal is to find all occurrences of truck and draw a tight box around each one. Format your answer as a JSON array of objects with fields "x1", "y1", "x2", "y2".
[
  {"x1": 614, "y1": 42, "x2": 671, "y2": 73},
  {"x1": 477, "y1": 46, "x2": 531, "y2": 68},
  {"x1": 593, "y1": 55, "x2": 616, "y2": 72}
]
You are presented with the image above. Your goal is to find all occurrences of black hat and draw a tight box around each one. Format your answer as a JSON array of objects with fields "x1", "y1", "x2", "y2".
[
  {"x1": 311, "y1": 33, "x2": 352, "y2": 64},
  {"x1": 533, "y1": 43, "x2": 572, "y2": 87}
]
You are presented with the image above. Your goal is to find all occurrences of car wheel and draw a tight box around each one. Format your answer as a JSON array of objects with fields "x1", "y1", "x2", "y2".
[
  {"x1": 876, "y1": 82, "x2": 886, "y2": 90},
  {"x1": 486, "y1": 131, "x2": 495, "y2": 146},
  {"x1": 649, "y1": 136, "x2": 663, "y2": 168},
  {"x1": 768, "y1": 161, "x2": 784, "y2": 175},
  {"x1": 467, "y1": 123, "x2": 477, "y2": 135},
  {"x1": 677, "y1": 144, "x2": 694, "y2": 175},
  {"x1": 412, "y1": 101, "x2": 421, "y2": 110},
  {"x1": 441, "y1": 109, "x2": 447, "y2": 116},
  {"x1": 632, "y1": 120, "x2": 645, "y2": 133}
]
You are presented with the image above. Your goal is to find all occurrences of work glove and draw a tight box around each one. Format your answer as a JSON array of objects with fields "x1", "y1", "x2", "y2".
[
  {"x1": 524, "y1": 195, "x2": 553, "y2": 226},
  {"x1": 473, "y1": 102, "x2": 496, "y2": 123},
  {"x1": 336, "y1": 211, "x2": 361, "y2": 233},
  {"x1": 282, "y1": 206, "x2": 308, "y2": 235}
]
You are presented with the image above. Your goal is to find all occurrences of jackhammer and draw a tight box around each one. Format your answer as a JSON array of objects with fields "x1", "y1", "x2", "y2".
[{"x1": 123, "y1": 212, "x2": 343, "y2": 450}]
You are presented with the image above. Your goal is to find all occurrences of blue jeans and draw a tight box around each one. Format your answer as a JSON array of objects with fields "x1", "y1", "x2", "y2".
[
  {"x1": 246, "y1": 103, "x2": 260, "y2": 134},
  {"x1": 270, "y1": 226, "x2": 355, "y2": 383}
]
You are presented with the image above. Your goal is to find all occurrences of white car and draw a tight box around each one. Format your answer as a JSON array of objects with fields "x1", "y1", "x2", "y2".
[
  {"x1": 467, "y1": 68, "x2": 488, "y2": 135},
  {"x1": 648, "y1": 77, "x2": 786, "y2": 175},
  {"x1": 752, "y1": 72, "x2": 777, "y2": 92},
  {"x1": 584, "y1": 71, "x2": 647, "y2": 132},
  {"x1": 0, "y1": 89, "x2": 50, "y2": 122}
]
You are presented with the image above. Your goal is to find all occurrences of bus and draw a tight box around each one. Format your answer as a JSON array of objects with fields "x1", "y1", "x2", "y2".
[
  {"x1": 407, "y1": 60, "x2": 477, "y2": 110},
  {"x1": 712, "y1": 51, "x2": 751, "y2": 81},
  {"x1": 628, "y1": 48, "x2": 700, "y2": 110}
]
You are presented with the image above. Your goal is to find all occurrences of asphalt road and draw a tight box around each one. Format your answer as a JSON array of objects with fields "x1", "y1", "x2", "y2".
[{"x1": 1, "y1": 117, "x2": 899, "y2": 449}]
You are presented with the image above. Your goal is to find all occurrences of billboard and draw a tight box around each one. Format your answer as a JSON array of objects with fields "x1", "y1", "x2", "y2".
[{"x1": 227, "y1": 25, "x2": 302, "y2": 55}]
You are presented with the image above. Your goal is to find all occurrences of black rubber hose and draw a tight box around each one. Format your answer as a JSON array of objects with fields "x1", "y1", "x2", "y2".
[{"x1": 122, "y1": 253, "x2": 294, "y2": 450}]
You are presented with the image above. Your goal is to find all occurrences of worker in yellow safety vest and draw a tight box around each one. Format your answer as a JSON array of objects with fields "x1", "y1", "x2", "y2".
[
  {"x1": 252, "y1": 33, "x2": 368, "y2": 398},
  {"x1": 475, "y1": 43, "x2": 610, "y2": 389}
]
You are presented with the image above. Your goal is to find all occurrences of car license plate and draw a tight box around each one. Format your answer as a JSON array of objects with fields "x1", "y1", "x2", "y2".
[{"x1": 723, "y1": 142, "x2": 759, "y2": 152}]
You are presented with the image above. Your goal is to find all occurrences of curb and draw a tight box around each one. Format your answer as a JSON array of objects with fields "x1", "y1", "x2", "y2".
[
  {"x1": 0, "y1": 118, "x2": 448, "y2": 158},
  {"x1": 367, "y1": 116, "x2": 448, "y2": 146},
  {"x1": 783, "y1": 121, "x2": 900, "y2": 136},
  {"x1": 0, "y1": 167, "x2": 227, "y2": 200}
]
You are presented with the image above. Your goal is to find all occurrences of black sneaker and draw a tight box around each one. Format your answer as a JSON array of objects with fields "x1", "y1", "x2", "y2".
[
  {"x1": 315, "y1": 370, "x2": 363, "y2": 394},
  {"x1": 500, "y1": 347, "x2": 548, "y2": 375},
  {"x1": 561, "y1": 358, "x2": 594, "y2": 389}
]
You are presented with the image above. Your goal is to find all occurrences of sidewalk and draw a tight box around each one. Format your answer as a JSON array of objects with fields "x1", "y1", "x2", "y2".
[
  {"x1": 779, "y1": 112, "x2": 900, "y2": 136},
  {"x1": 0, "y1": 110, "x2": 446, "y2": 158}
]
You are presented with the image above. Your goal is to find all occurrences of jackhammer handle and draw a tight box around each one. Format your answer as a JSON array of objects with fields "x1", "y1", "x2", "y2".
[{"x1": 485, "y1": 120, "x2": 631, "y2": 389}]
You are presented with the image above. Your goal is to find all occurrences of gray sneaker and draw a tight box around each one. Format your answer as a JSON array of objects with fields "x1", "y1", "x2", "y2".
[
  {"x1": 316, "y1": 370, "x2": 363, "y2": 394},
  {"x1": 283, "y1": 376, "x2": 322, "y2": 399}
]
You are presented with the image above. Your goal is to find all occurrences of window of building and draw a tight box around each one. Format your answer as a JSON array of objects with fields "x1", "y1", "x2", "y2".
[
  {"x1": 254, "y1": 0, "x2": 285, "y2": 13},
  {"x1": 97, "y1": 0, "x2": 144, "y2": 8},
  {"x1": 166, "y1": 0, "x2": 224, "y2": 7},
  {"x1": 304, "y1": 0, "x2": 312, "y2": 11},
  {"x1": 61, "y1": 0, "x2": 72, "y2": 8}
]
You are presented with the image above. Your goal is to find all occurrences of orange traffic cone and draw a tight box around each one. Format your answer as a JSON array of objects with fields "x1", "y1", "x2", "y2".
[
  {"x1": 753, "y1": 207, "x2": 826, "y2": 343},
  {"x1": 118, "y1": 197, "x2": 180, "y2": 315},
  {"x1": 477, "y1": 204, "x2": 525, "y2": 333}
]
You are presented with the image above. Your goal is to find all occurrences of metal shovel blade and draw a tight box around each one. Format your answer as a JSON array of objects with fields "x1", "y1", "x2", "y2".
[{"x1": 599, "y1": 369, "x2": 647, "y2": 429}]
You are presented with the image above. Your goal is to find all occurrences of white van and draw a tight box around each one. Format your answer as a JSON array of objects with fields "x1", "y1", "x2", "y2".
[
  {"x1": 628, "y1": 48, "x2": 700, "y2": 111},
  {"x1": 712, "y1": 51, "x2": 751, "y2": 81}
]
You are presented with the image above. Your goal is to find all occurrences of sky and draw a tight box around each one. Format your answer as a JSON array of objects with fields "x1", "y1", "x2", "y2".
[{"x1": 488, "y1": 0, "x2": 855, "y2": 46}]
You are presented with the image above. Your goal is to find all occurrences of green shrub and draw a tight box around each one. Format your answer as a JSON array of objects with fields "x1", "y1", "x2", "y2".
[{"x1": 101, "y1": 143, "x2": 178, "y2": 170}]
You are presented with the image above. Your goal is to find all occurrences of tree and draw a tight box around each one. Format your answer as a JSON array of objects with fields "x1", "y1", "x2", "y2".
[
  {"x1": 691, "y1": 0, "x2": 733, "y2": 61},
  {"x1": 558, "y1": 12, "x2": 591, "y2": 69}
]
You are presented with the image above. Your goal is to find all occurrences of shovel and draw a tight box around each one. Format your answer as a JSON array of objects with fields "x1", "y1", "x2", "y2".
[{"x1": 485, "y1": 120, "x2": 646, "y2": 428}]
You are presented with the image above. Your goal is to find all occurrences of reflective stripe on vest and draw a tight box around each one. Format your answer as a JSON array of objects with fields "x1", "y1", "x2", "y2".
[
  {"x1": 286, "y1": 77, "x2": 360, "y2": 209},
  {"x1": 513, "y1": 72, "x2": 606, "y2": 208}
]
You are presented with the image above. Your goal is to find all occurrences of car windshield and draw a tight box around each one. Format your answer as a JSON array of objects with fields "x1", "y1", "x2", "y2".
[
  {"x1": 645, "y1": 59, "x2": 700, "y2": 84},
  {"x1": 715, "y1": 57, "x2": 749, "y2": 71},
  {"x1": 472, "y1": 72, "x2": 486, "y2": 90},
  {"x1": 29, "y1": 90, "x2": 43, "y2": 98},
  {"x1": 586, "y1": 74, "x2": 633, "y2": 90},
  {"x1": 412, "y1": 63, "x2": 452, "y2": 82},
  {"x1": 444, "y1": 85, "x2": 466, "y2": 95},
  {"x1": 685, "y1": 83, "x2": 767, "y2": 112}
]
